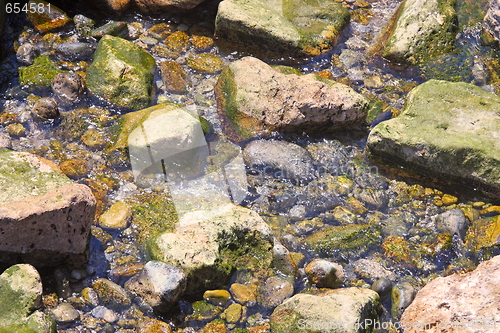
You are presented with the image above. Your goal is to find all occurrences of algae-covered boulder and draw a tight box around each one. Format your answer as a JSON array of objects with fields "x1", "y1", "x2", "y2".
[
  {"x1": 215, "y1": 56, "x2": 368, "y2": 138},
  {"x1": 0, "y1": 150, "x2": 96, "y2": 267},
  {"x1": 367, "y1": 80, "x2": 500, "y2": 198},
  {"x1": 148, "y1": 203, "x2": 274, "y2": 293},
  {"x1": 270, "y1": 287, "x2": 380, "y2": 333},
  {"x1": 0, "y1": 264, "x2": 56, "y2": 332},
  {"x1": 19, "y1": 55, "x2": 67, "y2": 87},
  {"x1": 381, "y1": 0, "x2": 458, "y2": 65},
  {"x1": 87, "y1": 35, "x2": 156, "y2": 109},
  {"x1": 214, "y1": 0, "x2": 349, "y2": 57}
]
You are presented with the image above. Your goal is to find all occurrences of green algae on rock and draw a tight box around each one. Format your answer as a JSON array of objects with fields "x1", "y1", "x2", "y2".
[
  {"x1": 0, "y1": 264, "x2": 56, "y2": 333},
  {"x1": 367, "y1": 80, "x2": 500, "y2": 198},
  {"x1": 187, "y1": 53, "x2": 224, "y2": 73},
  {"x1": 380, "y1": 0, "x2": 458, "y2": 65},
  {"x1": 214, "y1": 0, "x2": 349, "y2": 57},
  {"x1": 159, "y1": 60, "x2": 191, "y2": 94},
  {"x1": 148, "y1": 203, "x2": 274, "y2": 294},
  {"x1": 87, "y1": 35, "x2": 156, "y2": 109},
  {"x1": 19, "y1": 55, "x2": 66, "y2": 87}
]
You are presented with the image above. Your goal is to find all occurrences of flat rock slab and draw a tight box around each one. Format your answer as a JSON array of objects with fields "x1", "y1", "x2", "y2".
[
  {"x1": 215, "y1": 0, "x2": 349, "y2": 57},
  {"x1": 216, "y1": 56, "x2": 368, "y2": 139},
  {"x1": 367, "y1": 80, "x2": 500, "y2": 198},
  {"x1": 0, "y1": 150, "x2": 95, "y2": 267},
  {"x1": 381, "y1": 0, "x2": 457, "y2": 65},
  {"x1": 270, "y1": 287, "x2": 380, "y2": 333},
  {"x1": 401, "y1": 255, "x2": 500, "y2": 332}
]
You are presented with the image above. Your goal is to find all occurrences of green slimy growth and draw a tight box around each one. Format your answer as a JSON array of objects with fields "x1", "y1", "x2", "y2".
[{"x1": 18, "y1": 55, "x2": 66, "y2": 87}]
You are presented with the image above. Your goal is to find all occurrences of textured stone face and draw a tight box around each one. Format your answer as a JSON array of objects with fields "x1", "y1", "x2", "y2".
[
  {"x1": 0, "y1": 264, "x2": 56, "y2": 332},
  {"x1": 214, "y1": 0, "x2": 349, "y2": 57},
  {"x1": 270, "y1": 287, "x2": 380, "y2": 333},
  {"x1": 484, "y1": 0, "x2": 500, "y2": 43},
  {"x1": 381, "y1": 0, "x2": 458, "y2": 65},
  {"x1": 216, "y1": 56, "x2": 368, "y2": 138},
  {"x1": 86, "y1": 35, "x2": 156, "y2": 109},
  {"x1": 0, "y1": 150, "x2": 96, "y2": 267},
  {"x1": 400, "y1": 255, "x2": 500, "y2": 333},
  {"x1": 367, "y1": 80, "x2": 500, "y2": 198}
]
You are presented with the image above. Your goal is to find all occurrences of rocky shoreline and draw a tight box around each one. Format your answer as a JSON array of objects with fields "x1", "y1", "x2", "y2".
[{"x1": 1, "y1": 0, "x2": 500, "y2": 332}]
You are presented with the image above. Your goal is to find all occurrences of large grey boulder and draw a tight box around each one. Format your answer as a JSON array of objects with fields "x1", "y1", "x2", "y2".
[
  {"x1": 367, "y1": 80, "x2": 500, "y2": 198},
  {"x1": 270, "y1": 287, "x2": 380, "y2": 333},
  {"x1": 0, "y1": 150, "x2": 95, "y2": 267},
  {"x1": 381, "y1": 0, "x2": 458, "y2": 65},
  {"x1": 0, "y1": 264, "x2": 56, "y2": 332},
  {"x1": 215, "y1": 56, "x2": 369, "y2": 138},
  {"x1": 148, "y1": 203, "x2": 274, "y2": 294},
  {"x1": 400, "y1": 255, "x2": 500, "y2": 332},
  {"x1": 484, "y1": 0, "x2": 500, "y2": 43},
  {"x1": 214, "y1": 0, "x2": 349, "y2": 57},
  {"x1": 87, "y1": 35, "x2": 156, "y2": 109}
]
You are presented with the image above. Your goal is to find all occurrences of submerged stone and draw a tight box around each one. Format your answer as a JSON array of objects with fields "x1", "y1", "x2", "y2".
[
  {"x1": 380, "y1": 0, "x2": 458, "y2": 65},
  {"x1": 270, "y1": 287, "x2": 380, "y2": 333},
  {"x1": 26, "y1": 0, "x2": 70, "y2": 33},
  {"x1": 215, "y1": 0, "x2": 350, "y2": 57},
  {"x1": 87, "y1": 35, "x2": 156, "y2": 109},
  {"x1": 367, "y1": 80, "x2": 500, "y2": 198},
  {"x1": 19, "y1": 55, "x2": 66, "y2": 87}
]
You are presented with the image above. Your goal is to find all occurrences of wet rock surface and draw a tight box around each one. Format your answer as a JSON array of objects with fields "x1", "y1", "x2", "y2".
[
  {"x1": 0, "y1": 150, "x2": 95, "y2": 267},
  {"x1": 401, "y1": 255, "x2": 500, "y2": 332},
  {"x1": 216, "y1": 56, "x2": 369, "y2": 138},
  {"x1": 367, "y1": 80, "x2": 500, "y2": 198}
]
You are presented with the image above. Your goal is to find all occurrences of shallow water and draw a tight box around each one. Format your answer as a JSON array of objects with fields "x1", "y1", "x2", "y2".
[{"x1": 1, "y1": 0, "x2": 500, "y2": 331}]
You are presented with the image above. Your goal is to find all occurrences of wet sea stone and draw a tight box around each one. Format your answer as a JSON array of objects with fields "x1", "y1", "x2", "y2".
[{"x1": 32, "y1": 97, "x2": 60, "y2": 121}]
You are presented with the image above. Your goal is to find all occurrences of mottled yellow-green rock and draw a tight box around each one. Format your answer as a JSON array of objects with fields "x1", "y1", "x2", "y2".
[
  {"x1": 19, "y1": 55, "x2": 66, "y2": 87},
  {"x1": 59, "y1": 159, "x2": 89, "y2": 179},
  {"x1": 191, "y1": 35, "x2": 214, "y2": 51},
  {"x1": 188, "y1": 301, "x2": 222, "y2": 322},
  {"x1": 99, "y1": 201, "x2": 132, "y2": 230},
  {"x1": 6, "y1": 123, "x2": 26, "y2": 137},
  {"x1": 159, "y1": 61, "x2": 191, "y2": 94},
  {"x1": 137, "y1": 318, "x2": 173, "y2": 333},
  {"x1": 187, "y1": 53, "x2": 224, "y2": 74},
  {"x1": 465, "y1": 216, "x2": 500, "y2": 251},
  {"x1": 223, "y1": 303, "x2": 243, "y2": 323},
  {"x1": 159, "y1": 31, "x2": 190, "y2": 58},
  {"x1": 442, "y1": 194, "x2": 458, "y2": 205},
  {"x1": 92, "y1": 278, "x2": 131, "y2": 309},
  {"x1": 26, "y1": 0, "x2": 70, "y2": 33},
  {"x1": 480, "y1": 205, "x2": 500, "y2": 216},
  {"x1": 382, "y1": 235, "x2": 411, "y2": 263},
  {"x1": 229, "y1": 284, "x2": 257, "y2": 305},
  {"x1": 203, "y1": 290, "x2": 231, "y2": 306},
  {"x1": 81, "y1": 129, "x2": 107, "y2": 150}
]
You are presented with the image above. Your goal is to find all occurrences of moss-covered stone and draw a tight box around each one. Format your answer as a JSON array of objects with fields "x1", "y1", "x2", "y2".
[
  {"x1": 215, "y1": 0, "x2": 349, "y2": 57},
  {"x1": 87, "y1": 35, "x2": 156, "y2": 109},
  {"x1": 92, "y1": 278, "x2": 131, "y2": 309},
  {"x1": 0, "y1": 264, "x2": 55, "y2": 333},
  {"x1": 367, "y1": 80, "x2": 500, "y2": 198},
  {"x1": 187, "y1": 53, "x2": 224, "y2": 73},
  {"x1": 465, "y1": 216, "x2": 500, "y2": 252},
  {"x1": 91, "y1": 21, "x2": 128, "y2": 38},
  {"x1": 154, "y1": 31, "x2": 190, "y2": 58},
  {"x1": 382, "y1": 235, "x2": 411, "y2": 263},
  {"x1": 304, "y1": 224, "x2": 381, "y2": 256},
  {"x1": 189, "y1": 301, "x2": 222, "y2": 322},
  {"x1": 127, "y1": 192, "x2": 178, "y2": 244},
  {"x1": 159, "y1": 60, "x2": 191, "y2": 94},
  {"x1": 18, "y1": 55, "x2": 66, "y2": 87},
  {"x1": 381, "y1": 0, "x2": 458, "y2": 65}
]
